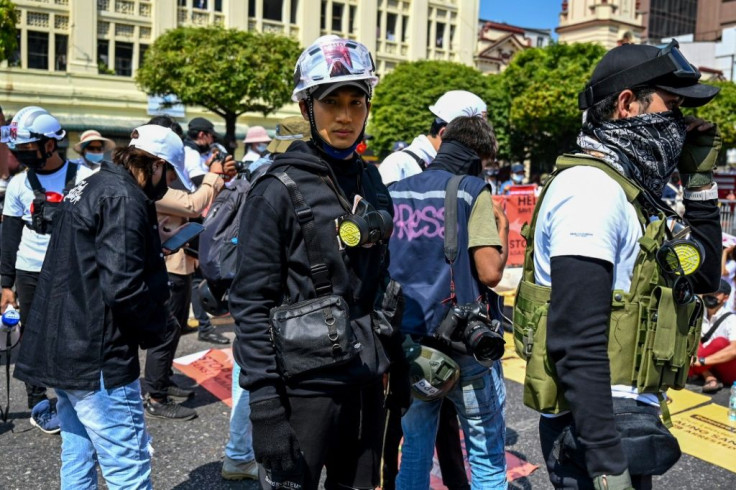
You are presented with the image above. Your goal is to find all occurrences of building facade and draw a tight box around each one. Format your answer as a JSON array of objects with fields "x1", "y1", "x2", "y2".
[
  {"x1": 696, "y1": 0, "x2": 736, "y2": 41},
  {"x1": 475, "y1": 21, "x2": 552, "y2": 74},
  {"x1": 0, "y1": 0, "x2": 479, "y2": 152},
  {"x1": 638, "y1": 0, "x2": 697, "y2": 44},
  {"x1": 556, "y1": 0, "x2": 644, "y2": 49}
]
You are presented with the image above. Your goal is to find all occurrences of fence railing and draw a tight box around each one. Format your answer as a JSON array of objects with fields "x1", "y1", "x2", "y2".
[{"x1": 720, "y1": 199, "x2": 736, "y2": 235}]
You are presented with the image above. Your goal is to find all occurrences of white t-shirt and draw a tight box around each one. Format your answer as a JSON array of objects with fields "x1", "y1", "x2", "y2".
[
  {"x1": 183, "y1": 145, "x2": 209, "y2": 188},
  {"x1": 3, "y1": 161, "x2": 95, "y2": 272},
  {"x1": 725, "y1": 261, "x2": 736, "y2": 312},
  {"x1": 533, "y1": 165, "x2": 658, "y2": 406},
  {"x1": 378, "y1": 134, "x2": 437, "y2": 185},
  {"x1": 701, "y1": 307, "x2": 736, "y2": 348}
]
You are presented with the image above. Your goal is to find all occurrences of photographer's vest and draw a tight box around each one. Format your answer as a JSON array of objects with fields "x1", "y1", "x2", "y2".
[
  {"x1": 513, "y1": 154, "x2": 703, "y2": 424},
  {"x1": 389, "y1": 169, "x2": 498, "y2": 336}
]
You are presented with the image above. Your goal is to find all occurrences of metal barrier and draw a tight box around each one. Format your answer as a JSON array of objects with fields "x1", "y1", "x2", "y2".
[{"x1": 720, "y1": 199, "x2": 736, "y2": 235}]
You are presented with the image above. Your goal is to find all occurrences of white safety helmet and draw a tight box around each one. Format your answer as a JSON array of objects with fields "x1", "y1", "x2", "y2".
[
  {"x1": 292, "y1": 35, "x2": 379, "y2": 102},
  {"x1": 429, "y1": 90, "x2": 487, "y2": 124},
  {"x1": 1, "y1": 106, "x2": 65, "y2": 149}
]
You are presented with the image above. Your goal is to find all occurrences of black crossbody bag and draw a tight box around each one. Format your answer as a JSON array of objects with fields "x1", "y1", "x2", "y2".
[{"x1": 267, "y1": 171, "x2": 362, "y2": 379}]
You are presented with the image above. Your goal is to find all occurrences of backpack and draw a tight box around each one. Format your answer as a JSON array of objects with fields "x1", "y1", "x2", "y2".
[{"x1": 198, "y1": 177, "x2": 251, "y2": 287}]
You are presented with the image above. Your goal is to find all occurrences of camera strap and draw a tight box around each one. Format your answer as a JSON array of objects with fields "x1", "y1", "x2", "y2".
[
  {"x1": 443, "y1": 175, "x2": 466, "y2": 305},
  {"x1": 271, "y1": 171, "x2": 334, "y2": 297}
]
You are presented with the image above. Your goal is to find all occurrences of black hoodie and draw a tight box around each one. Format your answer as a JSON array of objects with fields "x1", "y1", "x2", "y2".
[{"x1": 229, "y1": 141, "x2": 395, "y2": 402}]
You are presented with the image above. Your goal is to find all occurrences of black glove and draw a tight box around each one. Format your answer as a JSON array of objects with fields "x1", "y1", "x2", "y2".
[
  {"x1": 250, "y1": 398, "x2": 302, "y2": 473},
  {"x1": 385, "y1": 360, "x2": 412, "y2": 416}
]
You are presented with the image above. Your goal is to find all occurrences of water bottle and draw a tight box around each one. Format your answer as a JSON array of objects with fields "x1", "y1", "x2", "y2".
[
  {"x1": 1, "y1": 305, "x2": 20, "y2": 331},
  {"x1": 730, "y1": 382, "x2": 736, "y2": 423}
]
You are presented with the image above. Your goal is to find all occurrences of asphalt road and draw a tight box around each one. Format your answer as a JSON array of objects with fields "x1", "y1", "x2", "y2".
[{"x1": 0, "y1": 320, "x2": 734, "y2": 489}]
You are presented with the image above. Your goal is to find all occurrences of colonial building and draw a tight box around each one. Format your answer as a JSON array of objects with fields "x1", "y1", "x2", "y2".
[
  {"x1": 476, "y1": 20, "x2": 552, "y2": 74},
  {"x1": 556, "y1": 0, "x2": 644, "y2": 49},
  {"x1": 0, "y1": 0, "x2": 479, "y2": 151}
]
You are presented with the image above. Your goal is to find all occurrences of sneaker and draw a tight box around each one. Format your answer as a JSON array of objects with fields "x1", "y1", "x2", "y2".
[
  {"x1": 30, "y1": 399, "x2": 61, "y2": 435},
  {"x1": 144, "y1": 397, "x2": 197, "y2": 421},
  {"x1": 166, "y1": 385, "x2": 195, "y2": 400},
  {"x1": 198, "y1": 330, "x2": 230, "y2": 345},
  {"x1": 221, "y1": 456, "x2": 258, "y2": 481}
]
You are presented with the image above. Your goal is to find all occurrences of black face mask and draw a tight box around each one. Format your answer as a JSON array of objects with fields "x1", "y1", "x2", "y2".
[
  {"x1": 703, "y1": 295, "x2": 721, "y2": 309},
  {"x1": 11, "y1": 148, "x2": 48, "y2": 171},
  {"x1": 143, "y1": 173, "x2": 169, "y2": 201}
]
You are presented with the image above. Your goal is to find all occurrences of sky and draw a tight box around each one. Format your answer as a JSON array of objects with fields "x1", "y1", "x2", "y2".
[{"x1": 479, "y1": 0, "x2": 561, "y2": 37}]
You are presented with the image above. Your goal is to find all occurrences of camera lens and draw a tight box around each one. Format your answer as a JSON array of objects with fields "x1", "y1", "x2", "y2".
[{"x1": 464, "y1": 321, "x2": 505, "y2": 364}]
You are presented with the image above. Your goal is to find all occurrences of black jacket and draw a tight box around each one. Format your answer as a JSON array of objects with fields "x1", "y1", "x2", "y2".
[
  {"x1": 229, "y1": 141, "x2": 393, "y2": 403},
  {"x1": 14, "y1": 161, "x2": 170, "y2": 391}
]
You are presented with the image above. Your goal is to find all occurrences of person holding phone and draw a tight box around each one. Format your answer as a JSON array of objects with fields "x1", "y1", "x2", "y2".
[
  {"x1": 12, "y1": 124, "x2": 181, "y2": 489},
  {"x1": 139, "y1": 116, "x2": 237, "y2": 422}
]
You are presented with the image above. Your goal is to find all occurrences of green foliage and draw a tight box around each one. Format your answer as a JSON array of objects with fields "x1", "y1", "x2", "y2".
[
  {"x1": 136, "y1": 26, "x2": 302, "y2": 141},
  {"x1": 503, "y1": 42, "x2": 606, "y2": 171},
  {"x1": 368, "y1": 61, "x2": 490, "y2": 158},
  {"x1": 0, "y1": 0, "x2": 18, "y2": 63},
  {"x1": 688, "y1": 80, "x2": 736, "y2": 150}
]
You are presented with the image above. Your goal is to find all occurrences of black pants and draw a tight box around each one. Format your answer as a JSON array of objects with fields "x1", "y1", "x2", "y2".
[
  {"x1": 260, "y1": 381, "x2": 384, "y2": 490},
  {"x1": 382, "y1": 398, "x2": 469, "y2": 490},
  {"x1": 538, "y1": 398, "x2": 680, "y2": 490},
  {"x1": 15, "y1": 270, "x2": 47, "y2": 408},
  {"x1": 142, "y1": 273, "x2": 190, "y2": 399}
]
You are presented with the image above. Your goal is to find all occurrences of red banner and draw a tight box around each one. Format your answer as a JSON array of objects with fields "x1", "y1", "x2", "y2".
[{"x1": 493, "y1": 191, "x2": 537, "y2": 267}]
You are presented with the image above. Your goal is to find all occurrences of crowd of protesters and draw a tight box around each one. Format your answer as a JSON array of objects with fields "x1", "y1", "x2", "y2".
[{"x1": 0, "y1": 32, "x2": 727, "y2": 490}]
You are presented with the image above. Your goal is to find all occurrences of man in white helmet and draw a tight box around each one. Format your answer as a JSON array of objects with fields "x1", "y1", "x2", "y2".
[
  {"x1": 0, "y1": 106, "x2": 96, "y2": 434},
  {"x1": 229, "y1": 35, "x2": 408, "y2": 490},
  {"x1": 379, "y1": 90, "x2": 488, "y2": 186}
]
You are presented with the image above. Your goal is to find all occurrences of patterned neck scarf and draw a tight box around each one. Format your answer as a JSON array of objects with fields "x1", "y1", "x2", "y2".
[{"x1": 577, "y1": 111, "x2": 688, "y2": 197}]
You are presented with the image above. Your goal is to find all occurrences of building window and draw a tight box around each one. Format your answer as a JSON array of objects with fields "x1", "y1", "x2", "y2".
[
  {"x1": 332, "y1": 2, "x2": 343, "y2": 31},
  {"x1": 436, "y1": 22, "x2": 445, "y2": 48},
  {"x1": 98, "y1": 39, "x2": 110, "y2": 73},
  {"x1": 55, "y1": 34, "x2": 68, "y2": 71},
  {"x1": 214, "y1": 0, "x2": 222, "y2": 11},
  {"x1": 401, "y1": 16, "x2": 409, "y2": 42},
  {"x1": 193, "y1": 0, "x2": 207, "y2": 10},
  {"x1": 28, "y1": 31, "x2": 49, "y2": 70},
  {"x1": 139, "y1": 43, "x2": 149, "y2": 68},
  {"x1": 537, "y1": 36, "x2": 543, "y2": 47},
  {"x1": 386, "y1": 13, "x2": 397, "y2": 41},
  {"x1": 348, "y1": 5, "x2": 356, "y2": 32},
  {"x1": 248, "y1": 0, "x2": 256, "y2": 16},
  {"x1": 263, "y1": 0, "x2": 282, "y2": 21},
  {"x1": 291, "y1": 0, "x2": 299, "y2": 23},
  {"x1": 178, "y1": 0, "x2": 187, "y2": 6},
  {"x1": 115, "y1": 41, "x2": 134, "y2": 76},
  {"x1": 320, "y1": 1, "x2": 327, "y2": 30},
  {"x1": 9, "y1": 31, "x2": 21, "y2": 67}
]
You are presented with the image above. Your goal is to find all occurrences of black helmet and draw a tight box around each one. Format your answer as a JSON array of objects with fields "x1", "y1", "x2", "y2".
[{"x1": 197, "y1": 280, "x2": 229, "y2": 316}]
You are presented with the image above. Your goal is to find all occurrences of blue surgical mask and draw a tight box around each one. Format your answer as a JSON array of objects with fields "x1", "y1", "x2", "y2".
[
  {"x1": 85, "y1": 152, "x2": 104, "y2": 164},
  {"x1": 255, "y1": 143, "x2": 268, "y2": 153},
  {"x1": 511, "y1": 173, "x2": 524, "y2": 184}
]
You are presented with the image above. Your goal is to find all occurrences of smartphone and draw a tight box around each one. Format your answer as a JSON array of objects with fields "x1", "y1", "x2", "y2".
[{"x1": 161, "y1": 222, "x2": 205, "y2": 254}]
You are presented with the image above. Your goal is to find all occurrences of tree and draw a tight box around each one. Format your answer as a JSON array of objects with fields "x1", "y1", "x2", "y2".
[
  {"x1": 0, "y1": 0, "x2": 18, "y2": 63},
  {"x1": 502, "y1": 42, "x2": 606, "y2": 172},
  {"x1": 368, "y1": 61, "x2": 490, "y2": 158},
  {"x1": 136, "y1": 26, "x2": 302, "y2": 144}
]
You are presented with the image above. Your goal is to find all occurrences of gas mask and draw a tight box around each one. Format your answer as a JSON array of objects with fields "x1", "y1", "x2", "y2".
[
  {"x1": 702, "y1": 295, "x2": 721, "y2": 309},
  {"x1": 337, "y1": 197, "x2": 393, "y2": 248}
]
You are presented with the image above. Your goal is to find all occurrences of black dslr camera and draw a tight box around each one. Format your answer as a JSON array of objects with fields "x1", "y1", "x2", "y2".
[
  {"x1": 434, "y1": 302, "x2": 505, "y2": 366},
  {"x1": 210, "y1": 142, "x2": 228, "y2": 164}
]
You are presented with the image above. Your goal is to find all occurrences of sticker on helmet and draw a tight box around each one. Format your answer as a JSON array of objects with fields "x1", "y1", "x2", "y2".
[{"x1": 412, "y1": 379, "x2": 441, "y2": 397}]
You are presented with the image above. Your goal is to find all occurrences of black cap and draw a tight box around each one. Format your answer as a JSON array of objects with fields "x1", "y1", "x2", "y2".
[
  {"x1": 188, "y1": 117, "x2": 219, "y2": 137},
  {"x1": 717, "y1": 279, "x2": 732, "y2": 295},
  {"x1": 579, "y1": 42, "x2": 720, "y2": 110}
]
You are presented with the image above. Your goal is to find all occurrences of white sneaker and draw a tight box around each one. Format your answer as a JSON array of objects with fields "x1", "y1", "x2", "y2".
[{"x1": 221, "y1": 456, "x2": 258, "y2": 480}]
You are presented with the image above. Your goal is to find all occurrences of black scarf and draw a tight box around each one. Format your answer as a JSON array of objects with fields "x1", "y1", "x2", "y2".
[{"x1": 578, "y1": 111, "x2": 688, "y2": 197}]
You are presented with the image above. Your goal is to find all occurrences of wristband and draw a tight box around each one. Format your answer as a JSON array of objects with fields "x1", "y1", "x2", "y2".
[
  {"x1": 683, "y1": 182, "x2": 718, "y2": 201},
  {"x1": 698, "y1": 356, "x2": 706, "y2": 367}
]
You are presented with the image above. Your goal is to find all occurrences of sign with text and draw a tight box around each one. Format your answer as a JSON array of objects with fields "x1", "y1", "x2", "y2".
[{"x1": 493, "y1": 191, "x2": 537, "y2": 267}]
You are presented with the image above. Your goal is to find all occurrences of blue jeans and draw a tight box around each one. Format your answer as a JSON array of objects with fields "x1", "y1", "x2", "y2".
[
  {"x1": 55, "y1": 375, "x2": 153, "y2": 490},
  {"x1": 225, "y1": 362, "x2": 254, "y2": 462},
  {"x1": 396, "y1": 356, "x2": 507, "y2": 490}
]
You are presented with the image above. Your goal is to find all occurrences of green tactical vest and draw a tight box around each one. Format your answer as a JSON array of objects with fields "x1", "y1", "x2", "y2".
[{"x1": 513, "y1": 154, "x2": 704, "y2": 422}]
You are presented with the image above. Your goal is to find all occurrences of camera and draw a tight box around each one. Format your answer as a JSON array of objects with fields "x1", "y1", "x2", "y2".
[
  {"x1": 434, "y1": 302, "x2": 505, "y2": 366},
  {"x1": 209, "y1": 142, "x2": 229, "y2": 164}
]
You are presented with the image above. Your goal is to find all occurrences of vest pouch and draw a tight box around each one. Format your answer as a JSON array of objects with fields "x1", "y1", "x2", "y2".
[
  {"x1": 269, "y1": 295, "x2": 362, "y2": 379},
  {"x1": 606, "y1": 292, "x2": 642, "y2": 388},
  {"x1": 636, "y1": 287, "x2": 702, "y2": 393},
  {"x1": 513, "y1": 279, "x2": 568, "y2": 413}
]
